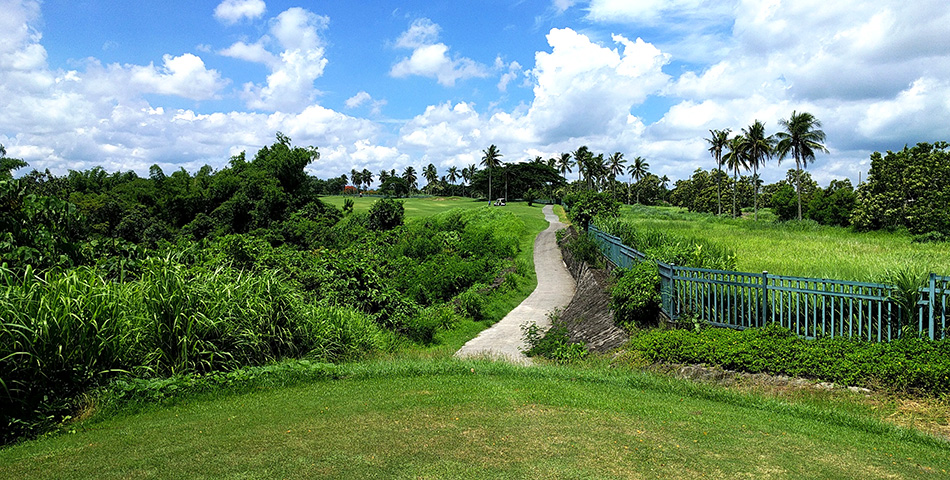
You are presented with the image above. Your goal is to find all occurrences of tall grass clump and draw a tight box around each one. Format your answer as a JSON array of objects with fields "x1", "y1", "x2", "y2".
[
  {"x1": 0, "y1": 257, "x2": 388, "y2": 444},
  {"x1": 595, "y1": 215, "x2": 737, "y2": 269}
]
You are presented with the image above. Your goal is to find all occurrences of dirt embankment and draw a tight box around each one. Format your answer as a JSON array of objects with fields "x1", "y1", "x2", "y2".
[{"x1": 554, "y1": 227, "x2": 628, "y2": 352}]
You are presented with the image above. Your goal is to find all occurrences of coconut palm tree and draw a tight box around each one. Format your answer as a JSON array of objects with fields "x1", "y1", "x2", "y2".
[
  {"x1": 361, "y1": 168, "x2": 373, "y2": 192},
  {"x1": 705, "y1": 128, "x2": 731, "y2": 215},
  {"x1": 350, "y1": 168, "x2": 361, "y2": 192},
  {"x1": 723, "y1": 134, "x2": 748, "y2": 218},
  {"x1": 556, "y1": 153, "x2": 573, "y2": 180},
  {"x1": 379, "y1": 169, "x2": 390, "y2": 183},
  {"x1": 572, "y1": 146, "x2": 591, "y2": 188},
  {"x1": 607, "y1": 152, "x2": 626, "y2": 200},
  {"x1": 402, "y1": 166, "x2": 417, "y2": 192},
  {"x1": 627, "y1": 156, "x2": 649, "y2": 204},
  {"x1": 423, "y1": 163, "x2": 438, "y2": 195},
  {"x1": 742, "y1": 120, "x2": 774, "y2": 221},
  {"x1": 775, "y1": 110, "x2": 829, "y2": 220},
  {"x1": 447, "y1": 165, "x2": 459, "y2": 187},
  {"x1": 481, "y1": 144, "x2": 502, "y2": 204}
]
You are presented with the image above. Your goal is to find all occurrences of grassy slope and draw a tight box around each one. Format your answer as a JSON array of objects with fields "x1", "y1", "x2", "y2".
[
  {"x1": 619, "y1": 206, "x2": 950, "y2": 281},
  {"x1": 1, "y1": 360, "x2": 947, "y2": 479}
]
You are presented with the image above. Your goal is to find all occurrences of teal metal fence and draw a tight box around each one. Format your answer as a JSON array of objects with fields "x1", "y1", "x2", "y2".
[{"x1": 588, "y1": 225, "x2": 948, "y2": 341}]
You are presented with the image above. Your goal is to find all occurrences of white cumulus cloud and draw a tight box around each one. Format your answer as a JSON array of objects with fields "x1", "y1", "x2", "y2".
[
  {"x1": 390, "y1": 18, "x2": 488, "y2": 87},
  {"x1": 214, "y1": 0, "x2": 266, "y2": 25}
]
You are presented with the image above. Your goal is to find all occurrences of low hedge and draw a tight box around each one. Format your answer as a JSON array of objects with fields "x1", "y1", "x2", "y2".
[{"x1": 625, "y1": 323, "x2": 950, "y2": 396}]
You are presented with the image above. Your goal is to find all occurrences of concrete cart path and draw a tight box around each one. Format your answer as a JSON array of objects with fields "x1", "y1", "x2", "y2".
[{"x1": 454, "y1": 204, "x2": 576, "y2": 365}]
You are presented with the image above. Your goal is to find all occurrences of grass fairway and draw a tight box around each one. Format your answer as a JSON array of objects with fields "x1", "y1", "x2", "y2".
[
  {"x1": 619, "y1": 206, "x2": 950, "y2": 281},
  {"x1": 1, "y1": 360, "x2": 947, "y2": 479},
  {"x1": 320, "y1": 195, "x2": 535, "y2": 219}
]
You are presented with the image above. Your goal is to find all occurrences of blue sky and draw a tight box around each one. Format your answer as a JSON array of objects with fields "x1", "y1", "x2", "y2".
[{"x1": 2, "y1": 0, "x2": 950, "y2": 186}]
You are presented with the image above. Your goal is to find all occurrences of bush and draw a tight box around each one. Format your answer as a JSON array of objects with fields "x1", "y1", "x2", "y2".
[
  {"x1": 522, "y1": 321, "x2": 588, "y2": 363},
  {"x1": 368, "y1": 198, "x2": 404, "y2": 231},
  {"x1": 625, "y1": 323, "x2": 950, "y2": 396},
  {"x1": 610, "y1": 262, "x2": 661, "y2": 329},
  {"x1": 565, "y1": 231, "x2": 601, "y2": 265}
]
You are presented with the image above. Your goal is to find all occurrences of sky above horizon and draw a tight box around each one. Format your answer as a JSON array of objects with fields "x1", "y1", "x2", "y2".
[{"x1": 2, "y1": 0, "x2": 950, "y2": 187}]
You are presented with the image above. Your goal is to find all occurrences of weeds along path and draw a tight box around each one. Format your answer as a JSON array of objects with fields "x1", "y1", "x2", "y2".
[{"x1": 455, "y1": 205, "x2": 576, "y2": 365}]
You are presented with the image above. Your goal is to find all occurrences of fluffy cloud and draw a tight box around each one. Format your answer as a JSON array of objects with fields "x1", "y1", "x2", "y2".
[
  {"x1": 214, "y1": 0, "x2": 266, "y2": 25},
  {"x1": 390, "y1": 18, "x2": 488, "y2": 87},
  {"x1": 344, "y1": 91, "x2": 386, "y2": 115},
  {"x1": 525, "y1": 28, "x2": 670, "y2": 143},
  {"x1": 221, "y1": 7, "x2": 329, "y2": 112}
]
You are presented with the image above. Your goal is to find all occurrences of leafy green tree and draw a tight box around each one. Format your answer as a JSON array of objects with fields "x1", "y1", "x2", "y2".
[
  {"x1": 563, "y1": 191, "x2": 620, "y2": 232},
  {"x1": 481, "y1": 144, "x2": 502, "y2": 203},
  {"x1": 852, "y1": 142, "x2": 950, "y2": 236},
  {"x1": 806, "y1": 179, "x2": 856, "y2": 227},
  {"x1": 775, "y1": 111, "x2": 829, "y2": 220},
  {"x1": 379, "y1": 176, "x2": 410, "y2": 198}
]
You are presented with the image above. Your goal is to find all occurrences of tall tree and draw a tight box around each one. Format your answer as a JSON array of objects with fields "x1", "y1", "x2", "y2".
[
  {"x1": 350, "y1": 168, "x2": 361, "y2": 192},
  {"x1": 775, "y1": 111, "x2": 829, "y2": 220},
  {"x1": 481, "y1": 144, "x2": 502, "y2": 204},
  {"x1": 607, "y1": 152, "x2": 626, "y2": 199},
  {"x1": 556, "y1": 153, "x2": 573, "y2": 181},
  {"x1": 402, "y1": 166, "x2": 417, "y2": 192},
  {"x1": 572, "y1": 146, "x2": 591, "y2": 188},
  {"x1": 361, "y1": 168, "x2": 373, "y2": 192},
  {"x1": 742, "y1": 120, "x2": 774, "y2": 221},
  {"x1": 423, "y1": 163, "x2": 438, "y2": 195},
  {"x1": 723, "y1": 134, "x2": 748, "y2": 218},
  {"x1": 705, "y1": 128, "x2": 731, "y2": 215},
  {"x1": 627, "y1": 156, "x2": 649, "y2": 204},
  {"x1": 447, "y1": 165, "x2": 459, "y2": 187}
]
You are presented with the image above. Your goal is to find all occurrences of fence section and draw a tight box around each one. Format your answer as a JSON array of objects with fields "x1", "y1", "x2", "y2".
[{"x1": 588, "y1": 225, "x2": 946, "y2": 341}]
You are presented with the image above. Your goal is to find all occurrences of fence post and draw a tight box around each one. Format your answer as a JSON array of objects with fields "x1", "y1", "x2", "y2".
[
  {"x1": 760, "y1": 271, "x2": 768, "y2": 328},
  {"x1": 929, "y1": 272, "x2": 937, "y2": 340}
]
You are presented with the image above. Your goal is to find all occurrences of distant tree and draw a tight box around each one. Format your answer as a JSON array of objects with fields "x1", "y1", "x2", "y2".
[
  {"x1": 402, "y1": 166, "x2": 417, "y2": 192},
  {"x1": 742, "y1": 120, "x2": 774, "y2": 220},
  {"x1": 572, "y1": 146, "x2": 592, "y2": 188},
  {"x1": 607, "y1": 152, "x2": 626, "y2": 199},
  {"x1": 0, "y1": 145, "x2": 29, "y2": 179},
  {"x1": 556, "y1": 153, "x2": 573, "y2": 181},
  {"x1": 627, "y1": 156, "x2": 649, "y2": 204},
  {"x1": 423, "y1": 163, "x2": 438, "y2": 195},
  {"x1": 447, "y1": 166, "x2": 459, "y2": 187},
  {"x1": 361, "y1": 168, "x2": 373, "y2": 192},
  {"x1": 481, "y1": 145, "x2": 502, "y2": 203},
  {"x1": 723, "y1": 134, "x2": 748, "y2": 217},
  {"x1": 705, "y1": 129, "x2": 731, "y2": 215},
  {"x1": 775, "y1": 111, "x2": 829, "y2": 220}
]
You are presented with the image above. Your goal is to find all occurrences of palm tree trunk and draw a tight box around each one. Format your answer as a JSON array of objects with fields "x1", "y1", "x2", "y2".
[
  {"x1": 488, "y1": 168, "x2": 492, "y2": 205},
  {"x1": 732, "y1": 170, "x2": 738, "y2": 218},
  {"x1": 753, "y1": 166, "x2": 758, "y2": 221},
  {"x1": 717, "y1": 165, "x2": 722, "y2": 215},
  {"x1": 795, "y1": 155, "x2": 802, "y2": 221}
]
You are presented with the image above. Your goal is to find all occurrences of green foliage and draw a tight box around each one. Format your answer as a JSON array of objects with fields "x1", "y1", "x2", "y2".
[
  {"x1": 563, "y1": 190, "x2": 619, "y2": 231},
  {"x1": 565, "y1": 231, "x2": 601, "y2": 265},
  {"x1": 522, "y1": 319, "x2": 589, "y2": 363},
  {"x1": 610, "y1": 262, "x2": 661, "y2": 329},
  {"x1": 367, "y1": 198, "x2": 404, "y2": 231},
  {"x1": 853, "y1": 142, "x2": 950, "y2": 237},
  {"x1": 626, "y1": 323, "x2": 950, "y2": 395},
  {"x1": 596, "y1": 215, "x2": 737, "y2": 269}
]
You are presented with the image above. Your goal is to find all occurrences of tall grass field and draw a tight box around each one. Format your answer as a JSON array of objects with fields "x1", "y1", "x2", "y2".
[{"x1": 614, "y1": 205, "x2": 950, "y2": 281}]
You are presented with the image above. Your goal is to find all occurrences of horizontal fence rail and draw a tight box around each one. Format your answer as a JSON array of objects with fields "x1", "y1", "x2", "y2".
[{"x1": 588, "y1": 225, "x2": 948, "y2": 341}]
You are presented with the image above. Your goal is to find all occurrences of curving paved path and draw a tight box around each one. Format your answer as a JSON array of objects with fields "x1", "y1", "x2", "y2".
[{"x1": 455, "y1": 204, "x2": 576, "y2": 365}]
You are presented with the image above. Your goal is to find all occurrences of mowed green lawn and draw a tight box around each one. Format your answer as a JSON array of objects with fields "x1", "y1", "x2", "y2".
[
  {"x1": 320, "y1": 195, "x2": 534, "y2": 219},
  {"x1": 1, "y1": 360, "x2": 947, "y2": 479},
  {"x1": 619, "y1": 206, "x2": 950, "y2": 281}
]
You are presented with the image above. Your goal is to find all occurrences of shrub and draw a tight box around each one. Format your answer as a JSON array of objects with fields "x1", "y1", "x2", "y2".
[
  {"x1": 565, "y1": 231, "x2": 601, "y2": 265},
  {"x1": 454, "y1": 284, "x2": 487, "y2": 321},
  {"x1": 368, "y1": 198, "x2": 404, "y2": 231},
  {"x1": 610, "y1": 262, "x2": 661, "y2": 329},
  {"x1": 625, "y1": 324, "x2": 950, "y2": 396},
  {"x1": 522, "y1": 320, "x2": 589, "y2": 363}
]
